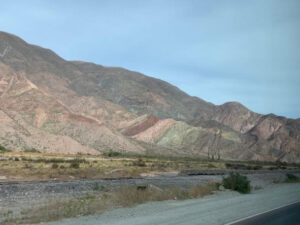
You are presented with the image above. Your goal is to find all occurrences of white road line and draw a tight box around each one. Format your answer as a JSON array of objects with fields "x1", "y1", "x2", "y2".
[{"x1": 224, "y1": 200, "x2": 300, "y2": 225}]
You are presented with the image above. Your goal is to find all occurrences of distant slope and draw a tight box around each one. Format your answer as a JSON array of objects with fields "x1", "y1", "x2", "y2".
[
  {"x1": 0, "y1": 63, "x2": 144, "y2": 154},
  {"x1": 0, "y1": 31, "x2": 299, "y2": 162}
]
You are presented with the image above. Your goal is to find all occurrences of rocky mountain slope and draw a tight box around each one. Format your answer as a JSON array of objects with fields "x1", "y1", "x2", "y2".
[{"x1": 0, "y1": 31, "x2": 299, "y2": 162}]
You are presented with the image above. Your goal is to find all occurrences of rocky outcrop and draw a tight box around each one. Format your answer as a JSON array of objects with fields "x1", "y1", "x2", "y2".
[{"x1": 124, "y1": 115, "x2": 159, "y2": 136}]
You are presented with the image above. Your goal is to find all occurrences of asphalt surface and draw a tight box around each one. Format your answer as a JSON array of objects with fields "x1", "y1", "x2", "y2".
[
  {"x1": 230, "y1": 201, "x2": 300, "y2": 225},
  {"x1": 42, "y1": 183, "x2": 300, "y2": 225}
]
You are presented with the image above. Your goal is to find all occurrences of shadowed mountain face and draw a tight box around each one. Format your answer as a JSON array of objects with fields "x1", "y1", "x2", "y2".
[{"x1": 0, "y1": 31, "x2": 299, "y2": 162}]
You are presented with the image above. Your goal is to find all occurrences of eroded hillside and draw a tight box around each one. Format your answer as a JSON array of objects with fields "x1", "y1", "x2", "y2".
[{"x1": 0, "y1": 31, "x2": 299, "y2": 162}]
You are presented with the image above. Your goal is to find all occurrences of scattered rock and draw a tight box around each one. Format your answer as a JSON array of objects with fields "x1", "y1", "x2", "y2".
[
  {"x1": 0, "y1": 176, "x2": 7, "y2": 180},
  {"x1": 148, "y1": 184, "x2": 163, "y2": 192},
  {"x1": 219, "y1": 185, "x2": 225, "y2": 191}
]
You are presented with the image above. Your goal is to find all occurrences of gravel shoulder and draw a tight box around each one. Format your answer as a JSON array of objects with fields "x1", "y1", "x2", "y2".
[{"x1": 42, "y1": 183, "x2": 300, "y2": 225}]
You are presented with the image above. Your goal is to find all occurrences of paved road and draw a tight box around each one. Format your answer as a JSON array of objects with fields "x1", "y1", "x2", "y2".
[
  {"x1": 230, "y1": 201, "x2": 300, "y2": 225},
  {"x1": 42, "y1": 183, "x2": 300, "y2": 225}
]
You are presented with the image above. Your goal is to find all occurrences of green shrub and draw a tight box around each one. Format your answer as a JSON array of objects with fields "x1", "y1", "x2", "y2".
[
  {"x1": 225, "y1": 163, "x2": 247, "y2": 170},
  {"x1": 285, "y1": 173, "x2": 299, "y2": 183},
  {"x1": 223, "y1": 172, "x2": 251, "y2": 194},
  {"x1": 70, "y1": 162, "x2": 80, "y2": 169},
  {"x1": 24, "y1": 148, "x2": 40, "y2": 153},
  {"x1": 131, "y1": 158, "x2": 146, "y2": 167},
  {"x1": 52, "y1": 163, "x2": 59, "y2": 169},
  {"x1": 105, "y1": 150, "x2": 121, "y2": 157},
  {"x1": 0, "y1": 145, "x2": 11, "y2": 152}
]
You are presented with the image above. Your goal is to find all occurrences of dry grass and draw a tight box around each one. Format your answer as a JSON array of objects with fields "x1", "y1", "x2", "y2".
[
  {"x1": 0, "y1": 152, "x2": 226, "y2": 182},
  {"x1": 1, "y1": 151, "x2": 296, "y2": 182},
  {"x1": 0, "y1": 183, "x2": 217, "y2": 225},
  {"x1": 188, "y1": 183, "x2": 217, "y2": 198}
]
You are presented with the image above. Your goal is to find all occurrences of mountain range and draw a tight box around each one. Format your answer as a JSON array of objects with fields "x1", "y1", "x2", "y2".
[{"x1": 0, "y1": 31, "x2": 299, "y2": 162}]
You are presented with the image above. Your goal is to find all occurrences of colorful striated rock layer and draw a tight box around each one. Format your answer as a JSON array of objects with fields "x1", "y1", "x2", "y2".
[{"x1": 0, "y1": 31, "x2": 299, "y2": 162}]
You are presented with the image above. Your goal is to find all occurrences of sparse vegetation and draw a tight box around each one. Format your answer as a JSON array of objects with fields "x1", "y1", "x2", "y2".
[
  {"x1": 70, "y1": 162, "x2": 80, "y2": 169},
  {"x1": 285, "y1": 173, "x2": 300, "y2": 183},
  {"x1": 222, "y1": 172, "x2": 251, "y2": 194},
  {"x1": 188, "y1": 183, "x2": 217, "y2": 198},
  {"x1": 0, "y1": 145, "x2": 11, "y2": 153},
  {"x1": 51, "y1": 163, "x2": 59, "y2": 169},
  {"x1": 0, "y1": 151, "x2": 298, "y2": 182},
  {"x1": 104, "y1": 150, "x2": 121, "y2": 157},
  {"x1": 92, "y1": 183, "x2": 102, "y2": 191},
  {"x1": 24, "y1": 148, "x2": 40, "y2": 153},
  {"x1": 0, "y1": 183, "x2": 217, "y2": 225},
  {"x1": 225, "y1": 163, "x2": 262, "y2": 170},
  {"x1": 131, "y1": 158, "x2": 147, "y2": 167},
  {"x1": 0, "y1": 152, "x2": 299, "y2": 224},
  {"x1": 272, "y1": 173, "x2": 300, "y2": 184}
]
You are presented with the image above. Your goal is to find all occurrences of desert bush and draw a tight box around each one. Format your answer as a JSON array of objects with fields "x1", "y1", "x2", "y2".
[
  {"x1": 29, "y1": 157, "x2": 86, "y2": 164},
  {"x1": 70, "y1": 162, "x2": 80, "y2": 169},
  {"x1": 93, "y1": 183, "x2": 102, "y2": 192},
  {"x1": 24, "y1": 163, "x2": 33, "y2": 169},
  {"x1": 225, "y1": 163, "x2": 263, "y2": 170},
  {"x1": 285, "y1": 173, "x2": 299, "y2": 183},
  {"x1": 225, "y1": 163, "x2": 262, "y2": 170},
  {"x1": 223, "y1": 172, "x2": 250, "y2": 194},
  {"x1": 276, "y1": 160, "x2": 287, "y2": 166},
  {"x1": 225, "y1": 163, "x2": 247, "y2": 170},
  {"x1": 0, "y1": 145, "x2": 11, "y2": 152},
  {"x1": 104, "y1": 150, "x2": 121, "y2": 157},
  {"x1": 24, "y1": 148, "x2": 40, "y2": 153},
  {"x1": 252, "y1": 165, "x2": 263, "y2": 170},
  {"x1": 131, "y1": 158, "x2": 146, "y2": 167},
  {"x1": 52, "y1": 163, "x2": 59, "y2": 169}
]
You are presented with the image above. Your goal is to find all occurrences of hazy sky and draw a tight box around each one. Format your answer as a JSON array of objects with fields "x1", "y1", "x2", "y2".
[{"x1": 1, "y1": 0, "x2": 300, "y2": 118}]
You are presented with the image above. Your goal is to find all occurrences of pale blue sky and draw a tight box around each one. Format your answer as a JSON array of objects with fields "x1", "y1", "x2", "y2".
[{"x1": 1, "y1": 0, "x2": 299, "y2": 118}]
